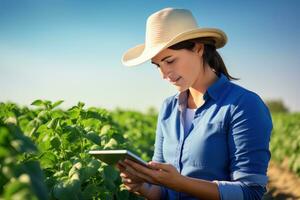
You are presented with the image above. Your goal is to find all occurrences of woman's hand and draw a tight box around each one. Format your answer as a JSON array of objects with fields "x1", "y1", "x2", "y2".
[
  {"x1": 121, "y1": 159, "x2": 221, "y2": 200},
  {"x1": 122, "y1": 159, "x2": 183, "y2": 191},
  {"x1": 116, "y1": 161, "x2": 147, "y2": 195}
]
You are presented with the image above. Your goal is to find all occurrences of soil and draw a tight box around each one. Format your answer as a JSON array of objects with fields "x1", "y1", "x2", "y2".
[{"x1": 263, "y1": 160, "x2": 300, "y2": 200}]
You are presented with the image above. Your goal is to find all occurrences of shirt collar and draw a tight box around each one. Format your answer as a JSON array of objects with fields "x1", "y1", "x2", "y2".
[
  {"x1": 206, "y1": 73, "x2": 229, "y2": 101},
  {"x1": 175, "y1": 73, "x2": 229, "y2": 110}
]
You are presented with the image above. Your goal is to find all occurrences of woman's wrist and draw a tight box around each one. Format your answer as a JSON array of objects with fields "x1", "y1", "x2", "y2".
[{"x1": 135, "y1": 182, "x2": 152, "y2": 197}]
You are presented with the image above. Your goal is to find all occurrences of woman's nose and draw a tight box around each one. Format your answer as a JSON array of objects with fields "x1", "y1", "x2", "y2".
[
  {"x1": 162, "y1": 70, "x2": 171, "y2": 80},
  {"x1": 160, "y1": 65, "x2": 172, "y2": 79}
]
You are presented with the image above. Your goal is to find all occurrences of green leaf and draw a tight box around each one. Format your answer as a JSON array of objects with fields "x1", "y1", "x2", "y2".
[
  {"x1": 0, "y1": 126, "x2": 10, "y2": 145},
  {"x1": 22, "y1": 161, "x2": 49, "y2": 200},
  {"x1": 82, "y1": 184, "x2": 99, "y2": 200},
  {"x1": 50, "y1": 136, "x2": 61, "y2": 150},
  {"x1": 77, "y1": 102, "x2": 85, "y2": 109},
  {"x1": 85, "y1": 131, "x2": 101, "y2": 144},
  {"x1": 103, "y1": 138, "x2": 118, "y2": 150},
  {"x1": 53, "y1": 176, "x2": 81, "y2": 200},
  {"x1": 100, "y1": 125, "x2": 111, "y2": 136},
  {"x1": 53, "y1": 181, "x2": 67, "y2": 200},
  {"x1": 81, "y1": 159, "x2": 101, "y2": 181},
  {"x1": 44, "y1": 100, "x2": 52, "y2": 110},
  {"x1": 60, "y1": 161, "x2": 72, "y2": 172},
  {"x1": 104, "y1": 178, "x2": 116, "y2": 192},
  {"x1": 90, "y1": 144, "x2": 101, "y2": 150},
  {"x1": 65, "y1": 131, "x2": 79, "y2": 144},
  {"x1": 4, "y1": 180, "x2": 35, "y2": 200},
  {"x1": 39, "y1": 152, "x2": 58, "y2": 169},
  {"x1": 67, "y1": 107, "x2": 80, "y2": 119},
  {"x1": 37, "y1": 133, "x2": 51, "y2": 151},
  {"x1": 50, "y1": 110, "x2": 65, "y2": 119},
  {"x1": 0, "y1": 146, "x2": 9, "y2": 157},
  {"x1": 53, "y1": 170, "x2": 65, "y2": 178},
  {"x1": 116, "y1": 188, "x2": 130, "y2": 200},
  {"x1": 44, "y1": 177, "x2": 56, "y2": 191},
  {"x1": 52, "y1": 100, "x2": 64, "y2": 109},
  {"x1": 4, "y1": 116, "x2": 17, "y2": 125},
  {"x1": 47, "y1": 118, "x2": 58, "y2": 129},
  {"x1": 31, "y1": 100, "x2": 44, "y2": 107},
  {"x1": 103, "y1": 165, "x2": 118, "y2": 182},
  {"x1": 81, "y1": 110, "x2": 105, "y2": 121},
  {"x1": 68, "y1": 162, "x2": 82, "y2": 178},
  {"x1": 8, "y1": 124, "x2": 37, "y2": 153},
  {"x1": 37, "y1": 110, "x2": 50, "y2": 120}
]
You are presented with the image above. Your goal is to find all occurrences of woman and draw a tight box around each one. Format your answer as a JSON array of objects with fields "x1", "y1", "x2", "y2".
[{"x1": 118, "y1": 8, "x2": 272, "y2": 200}]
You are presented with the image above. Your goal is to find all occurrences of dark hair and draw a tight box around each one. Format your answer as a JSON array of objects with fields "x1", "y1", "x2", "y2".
[{"x1": 168, "y1": 38, "x2": 238, "y2": 81}]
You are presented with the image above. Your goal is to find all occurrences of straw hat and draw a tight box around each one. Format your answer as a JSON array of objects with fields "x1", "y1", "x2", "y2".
[{"x1": 121, "y1": 7, "x2": 227, "y2": 67}]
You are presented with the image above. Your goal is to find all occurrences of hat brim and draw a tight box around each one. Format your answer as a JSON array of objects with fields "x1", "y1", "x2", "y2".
[{"x1": 122, "y1": 28, "x2": 227, "y2": 67}]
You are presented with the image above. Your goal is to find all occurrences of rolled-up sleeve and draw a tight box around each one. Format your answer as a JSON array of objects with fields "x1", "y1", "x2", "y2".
[{"x1": 214, "y1": 92, "x2": 273, "y2": 200}]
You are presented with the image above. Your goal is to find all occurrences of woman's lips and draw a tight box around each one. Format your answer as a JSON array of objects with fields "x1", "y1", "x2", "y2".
[{"x1": 170, "y1": 77, "x2": 181, "y2": 84}]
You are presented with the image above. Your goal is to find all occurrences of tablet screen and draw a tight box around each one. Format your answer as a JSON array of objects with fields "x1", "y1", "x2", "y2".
[{"x1": 89, "y1": 149, "x2": 149, "y2": 168}]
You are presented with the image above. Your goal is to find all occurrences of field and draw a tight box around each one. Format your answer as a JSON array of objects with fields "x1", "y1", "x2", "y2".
[{"x1": 0, "y1": 100, "x2": 299, "y2": 199}]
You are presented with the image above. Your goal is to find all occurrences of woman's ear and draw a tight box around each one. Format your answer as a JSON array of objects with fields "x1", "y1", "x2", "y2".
[{"x1": 193, "y1": 43, "x2": 204, "y2": 56}]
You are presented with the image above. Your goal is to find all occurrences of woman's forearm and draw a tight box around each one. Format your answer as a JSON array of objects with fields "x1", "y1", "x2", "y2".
[
  {"x1": 134, "y1": 175, "x2": 220, "y2": 199},
  {"x1": 140, "y1": 176, "x2": 220, "y2": 200},
  {"x1": 174, "y1": 176, "x2": 220, "y2": 200}
]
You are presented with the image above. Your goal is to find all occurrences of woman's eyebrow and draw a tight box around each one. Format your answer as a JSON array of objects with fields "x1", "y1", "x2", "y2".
[{"x1": 151, "y1": 55, "x2": 172, "y2": 65}]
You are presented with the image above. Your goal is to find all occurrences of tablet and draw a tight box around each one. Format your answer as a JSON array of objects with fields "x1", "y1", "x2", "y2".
[{"x1": 89, "y1": 149, "x2": 149, "y2": 168}]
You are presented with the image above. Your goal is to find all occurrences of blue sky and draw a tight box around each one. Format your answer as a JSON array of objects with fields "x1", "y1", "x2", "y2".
[{"x1": 0, "y1": 0, "x2": 299, "y2": 112}]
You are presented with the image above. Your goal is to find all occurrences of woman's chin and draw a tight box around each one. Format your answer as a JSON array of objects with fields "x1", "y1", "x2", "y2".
[{"x1": 175, "y1": 85, "x2": 188, "y2": 92}]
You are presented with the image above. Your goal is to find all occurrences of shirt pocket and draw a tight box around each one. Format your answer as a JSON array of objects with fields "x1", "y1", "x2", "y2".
[{"x1": 186, "y1": 122, "x2": 228, "y2": 168}]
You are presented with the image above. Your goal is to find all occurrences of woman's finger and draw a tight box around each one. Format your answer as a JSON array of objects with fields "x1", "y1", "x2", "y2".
[
  {"x1": 126, "y1": 171, "x2": 145, "y2": 183},
  {"x1": 125, "y1": 159, "x2": 156, "y2": 175},
  {"x1": 120, "y1": 172, "x2": 127, "y2": 178},
  {"x1": 120, "y1": 165, "x2": 145, "y2": 183},
  {"x1": 120, "y1": 160, "x2": 158, "y2": 184},
  {"x1": 124, "y1": 183, "x2": 141, "y2": 193},
  {"x1": 124, "y1": 159, "x2": 158, "y2": 182},
  {"x1": 117, "y1": 161, "x2": 127, "y2": 170},
  {"x1": 124, "y1": 161, "x2": 155, "y2": 183},
  {"x1": 119, "y1": 160, "x2": 141, "y2": 179},
  {"x1": 121, "y1": 177, "x2": 132, "y2": 184},
  {"x1": 124, "y1": 163, "x2": 138, "y2": 175}
]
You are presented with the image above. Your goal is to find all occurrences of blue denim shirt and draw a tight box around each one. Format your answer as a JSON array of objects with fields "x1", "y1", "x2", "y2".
[{"x1": 152, "y1": 73, "x2": 272, "y2": 200}]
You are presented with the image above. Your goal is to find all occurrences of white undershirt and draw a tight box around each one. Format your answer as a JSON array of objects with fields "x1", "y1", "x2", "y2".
[{"x1": 184, "y1": 108, "x2": 196, "y2": 134}]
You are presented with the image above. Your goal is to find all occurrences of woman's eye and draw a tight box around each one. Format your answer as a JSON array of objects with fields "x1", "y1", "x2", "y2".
[{"x1": 166, "y1": 60, "x2": 175, "y2": 64}]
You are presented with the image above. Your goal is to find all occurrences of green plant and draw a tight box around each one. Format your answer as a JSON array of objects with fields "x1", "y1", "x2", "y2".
[{"x1": 0, "y1": 101, "x2": 145, "y2": 200}]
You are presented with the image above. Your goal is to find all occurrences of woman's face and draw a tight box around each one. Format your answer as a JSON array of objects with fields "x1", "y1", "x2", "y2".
[{"x1": 151, "y1": 43, "x2": 205, "y2": 92}]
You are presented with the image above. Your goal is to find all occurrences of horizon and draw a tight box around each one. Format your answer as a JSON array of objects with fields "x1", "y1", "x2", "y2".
[{"x1": 1, "y1": 0, "x2": 299, "y2": 112}]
